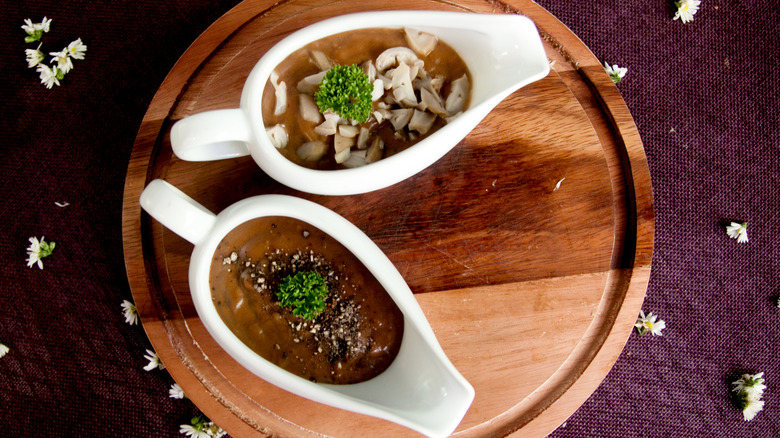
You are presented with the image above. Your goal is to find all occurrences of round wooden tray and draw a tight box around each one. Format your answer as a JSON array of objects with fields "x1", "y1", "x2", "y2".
[{"x1": 122, "y1": 0, "x2": 654, "y2": 436}]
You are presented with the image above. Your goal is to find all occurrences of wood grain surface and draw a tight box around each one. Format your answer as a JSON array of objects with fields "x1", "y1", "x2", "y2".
[{"x1": 121, "y1": 0, "x2": 655, "y2": 436}]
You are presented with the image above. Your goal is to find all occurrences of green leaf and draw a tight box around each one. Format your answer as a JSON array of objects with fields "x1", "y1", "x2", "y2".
[
  {"x1": 314, "y1": 64, "x2": 373, "y2": 122},
  {"x1": 276, "y1": 271, "x2": 329, "y2": 320}
]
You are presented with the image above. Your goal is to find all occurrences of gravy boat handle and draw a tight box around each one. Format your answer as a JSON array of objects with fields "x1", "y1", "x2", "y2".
[
  {"x1": 170, "y1": 109, "x2": 252, "y2": 161},
  {"x1": 139, "y1": 179, "x2": 217, "y2": 245}
]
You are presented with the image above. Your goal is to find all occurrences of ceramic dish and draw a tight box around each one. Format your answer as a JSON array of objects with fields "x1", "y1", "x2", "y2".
[
  {"x1": 139, "y1": 179, "x2": 474, "y2": 437},
  {"x1": 170, "y1": 11, "x2": 550, "y2": 195}
]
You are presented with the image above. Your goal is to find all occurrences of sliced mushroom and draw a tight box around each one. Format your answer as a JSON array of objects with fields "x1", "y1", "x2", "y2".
[
  {"x1": 375, "y1": 47, "x2": 419, "y2": 71},
  {"x1": 365, "y1": 137, "x2": 384, "y2": 164},
  {"x1": 342, "y1": 149, "x2": 368, "y2": 168},
  {"x1": 371, "y1": 79, "x2": 384, "y2": 101},
  {"x1": 356, "y1": 127, "x2": 370, "y2": 149},
  {"x1": 314, "y1": 116, "x2": 338, "y2": 136},
  {"x1": 266, "y1": 124, "x2": 289, "y2": 149},
  {"x1": 418, "y1": 87, "x2": 447, "y2": 116},
  {"x1": 391, "y1": 62, "x2": 417, "y2": 106},
  {"x1": 376, "y1": 73, "x2": 393, "y2": 90},
  {"x1": 310, "y1": 50, "x2": 332, "y2": 71},
  {"x1": 415, "y1": 75, "x2": 445, "y2": 94},
  {"x1": 334, "y1": 147, "x2": 351, "y2": 164},
  {"x1": 388, "y1": 108, "x2": 414, "y2": 131},
  {"x1": 338, "y1": 124, "x2": 359, "y2": 138},
  {"x1": 408, "y1": 59, "x2": 425, "y2": 81},
  {"x1": 296, "y1": 141, "x2": 328, "y2": 161},
  {"x1": 404, "y1": 28, "x2": 438, "y2": 57},
  {"x1": 372, "y1": 108, "x2": 392, "y2": 123},
  {"x1": 362, "y1": 60, "x2": 377, "y2": 82},
  {"x1": 445, "y1": 74, "x2": 470, "y2": 116},
  {"x1": 269, "y1": 71, "x2": 287, "y2": 115},
  {"x1": 299, "y1": 94, "x2": 321, "y2": 123},
  {"x1": 333, "y1": 133, "x2": 355, "y2": 153},
  {"x1": 297, "y1": 71, "x2": 326, "y2": 94},
  {"x1": 408, "y1": 110, "x2": 437, "y2": 134}
]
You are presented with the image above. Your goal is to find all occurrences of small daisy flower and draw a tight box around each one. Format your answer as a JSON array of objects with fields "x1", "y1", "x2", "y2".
[
  {"x1": 732, "y1": 372, "x2": 766, "y2": 421},
  {"x1": 179, "y1": 424, "x2": 211, "y2": 438},
  {"x1": 169, "y1": 383, "x2": 186, "y2": 399},
  {"x1": 36, "y1": 64, "x2": 62, "y2": 89},
  {"x1": 0, "y1": 343, "x2": 9, "y2": 358},
  {"x1": 725, "y1": 221, "x2": 749, "y2": 243},
  {"x1": 634, "y1": 310, "x2": 666, "y2": 336},
  {"x1": 737, "y1": 393, "x2": 765, "y2": 421},
  {"x1": 66, "y1": 38, "x2": 87, "y2": 60},
  {"x1": 49, "y1": 48, "x2": 74, "y2": 74},
  {"x1": 121, "y1": 300, "x2": 139, "y2": 325},
  {"x1": 603, "y1": 61, "x2": 628, "y2": 84},
  {"x1": 673, "y1": 0, "x2": 701, "y2": 24},
  {"x1": 25, "y1": 44, "x2": 45, "y2": 68},
  {"x1": 180, "y1": 416, "x2": 226, "y2": 438},
  {"x1": 732, "y1": 372, "x2": 766, "y2": 400},
  {"x1": 26, "y1": 236, "x2": 56, "y2": 269},
  {"x1": 21, "y1": 19, "x2": 37, "y2": 35},
  {"x1": 22, "y1": 17, "x2": 52, "y2": 43},
  {"x1": 143, "y1": 349, "x2": 165, "y2": 371}
]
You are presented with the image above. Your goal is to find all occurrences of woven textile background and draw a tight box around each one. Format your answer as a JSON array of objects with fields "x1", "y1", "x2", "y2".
[{"x1": 0, "y1": 0, "x2": 777, "y2": 436}]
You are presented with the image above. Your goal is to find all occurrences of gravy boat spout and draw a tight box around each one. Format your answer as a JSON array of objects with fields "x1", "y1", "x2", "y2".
[{"x1": 171, "y1": 11, "x2": 550, "y2": 195}]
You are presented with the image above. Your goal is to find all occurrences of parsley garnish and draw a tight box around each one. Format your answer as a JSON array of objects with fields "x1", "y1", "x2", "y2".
[
  {"x1": 277, "y1": 271, "x2": 329, "y2": 320},
  {"x1": 314, "y1": 64, "x2": 373, "y2": 122}
]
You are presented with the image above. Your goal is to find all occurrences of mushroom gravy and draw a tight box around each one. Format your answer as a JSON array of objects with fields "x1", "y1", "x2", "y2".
[
  {"x1": 209, "y1": 216, "x2": 404, "y2": 384},
  {"x1": 263, "y1": 27, "x2": 471, "y2": 170}
]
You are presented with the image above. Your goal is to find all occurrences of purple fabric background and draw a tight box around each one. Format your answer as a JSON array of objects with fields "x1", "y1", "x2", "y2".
[{"x1": 0, "y1": 0, "x2": 777, "y2": 436}]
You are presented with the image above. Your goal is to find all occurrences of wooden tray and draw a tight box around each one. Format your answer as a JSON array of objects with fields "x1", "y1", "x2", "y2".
[{"x1": 122, "y1": 0, "x2": 654, "y2": 436}]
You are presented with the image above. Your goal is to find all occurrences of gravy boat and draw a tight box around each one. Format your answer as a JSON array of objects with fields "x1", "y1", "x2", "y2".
[
  {"x1": 171, "y1": 11, "x2": 550, "y2": 195},
  {"x1": 139, "y1": 179, "x2": 475, "y2": 437}
]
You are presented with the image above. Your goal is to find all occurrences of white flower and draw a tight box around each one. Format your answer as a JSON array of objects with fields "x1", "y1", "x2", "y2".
[
  {"x1": 21, "y1": 19, "x2": 37, "y2": 35},
  {"x1": 634, "y1": 310, "x2": 666, "y2": 336},
  {"x1": 26, "y1": 236, "x2": 55, "y2": 269},
  {"x1": 25, "y1": 44, "x2": 45, "y2": 68},
  {"x1": 22, "y1": 17, "x2": 52, "y2": 39},
  {"x1": 49, "y1": 48, "x2": 74, "y2": 74},
  {"x1": 725, "y1": 221, "x2": 749, "y2": 243},
  {"x1": 36, "y1": 64, "x2": 61, "y2": 89},
  {"x1": 169, "y1": 383, "x2": 186, "y2": 399},
  {"x1": 0, "y1": 343, "x2": 9, "y2": 358},
  {"x1": 732, "y1": 372, "x2": 766, "y2": 421},
  {"x1": 603, "y1": 61, "x2": 628, "y2": 84},
  {"x1": 179, "y1": 424, "x2": 211, "y2": 438},
  {"x1": 180, "y1": 416, "x2": 226, "y2": 438},
  {"x1": 143, "y1": 349, "x2": 165, "y2": 371},
  {"x1": 66, "y1": 38, "x2": 87, "y2": 60},
  {"x1": 732, "y1": 372, "x2": 766, "y2": 400},
  {"x1": 740, "y1": 396, "x2": 765, "y2": 421},
  {"x1": 121, "y1": 300, "x2": 139, "y2": 325},
  {"x1": 673, "y1": 0, "x2": 701, "y2": 24}
]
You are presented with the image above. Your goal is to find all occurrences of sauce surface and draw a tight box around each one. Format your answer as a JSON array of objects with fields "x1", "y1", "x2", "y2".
[
  {"x1": 209, "y1": 216, "x2": 404, "y2": 384},
  {"x1": 263, "y1": 27, "x2": 471, "y2": 169}
]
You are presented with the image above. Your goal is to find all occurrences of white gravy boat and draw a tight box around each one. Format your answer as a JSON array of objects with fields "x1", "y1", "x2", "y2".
[
  {"x1": 171, "y1": 11, "x2": 550, "y2": 195},
  {"x1": 139, "y1": 179, "x2": 475, "y2": 437}
]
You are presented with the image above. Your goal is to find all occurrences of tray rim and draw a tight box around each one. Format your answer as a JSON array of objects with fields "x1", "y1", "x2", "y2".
[{"x1": 121, "y1": 0, "x2": 655, "y2": 436}]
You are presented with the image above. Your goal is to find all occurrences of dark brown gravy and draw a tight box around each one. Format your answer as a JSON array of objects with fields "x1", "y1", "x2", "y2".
[
  {"x1": 263, "y1": 27, "x2": 471, "y2": 169},
  {"x1": 209, "y1": 216, "x2": 404, "y2": 384}
]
